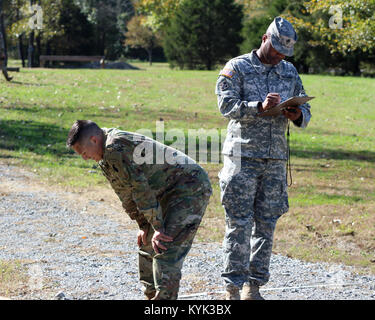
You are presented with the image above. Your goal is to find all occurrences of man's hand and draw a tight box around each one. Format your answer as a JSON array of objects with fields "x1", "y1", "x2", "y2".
[
  {"x1": 151, "y1": 230, "x2": 173, "y2": 254},
  {"x1": 261, "y1": 93, "x2": 281, "y2": 111},
  {"x1": 283, "y1": 107, "x2": 302, "y2": 121},
  {"x1": 137, "y1": 229, "x2": 148, "y2": 247}
]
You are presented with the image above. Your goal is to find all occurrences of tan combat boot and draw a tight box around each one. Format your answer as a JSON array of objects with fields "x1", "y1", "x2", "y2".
[
  {"x1": 225, "y1": 284, "x2": 240, "y2": 300},
  {"x1": 151, "y1": 290, "x2": 178, "y2": 300},
  {"x1": 241, "y1": 283, "x2": 265, "y2": 300},
  {"x1": 144, "y1": 288, "x2": 156, "y2": 300}
]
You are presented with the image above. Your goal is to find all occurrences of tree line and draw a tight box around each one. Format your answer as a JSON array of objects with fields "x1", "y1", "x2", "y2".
[
  {"x1": 2, "y1": 0, "x2": 135, "y2": 67},
  {"x1": 1, "y1": 0, "x2": 374, "y2": 75}
]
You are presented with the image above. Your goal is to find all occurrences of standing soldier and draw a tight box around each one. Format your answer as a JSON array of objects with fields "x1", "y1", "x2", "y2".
[
  {"x1": 0, "y1": 30, "x2": 12, "y2": 81},
  {"x1": 216, "y1": 17, "x2": 312, "y2": 300},
  {"x1": 66, "y1": 120, "x2": 212, "y2": 300}
]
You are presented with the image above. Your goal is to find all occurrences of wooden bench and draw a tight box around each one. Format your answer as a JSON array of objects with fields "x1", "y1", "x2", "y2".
[{"x1": 39, "y1": 55, "x2": 105, "y2": 68}]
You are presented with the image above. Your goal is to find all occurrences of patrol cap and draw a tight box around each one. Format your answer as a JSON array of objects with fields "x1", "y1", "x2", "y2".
[{"x1": 266, "y1": 17, "x2": 297, "y2": 57}]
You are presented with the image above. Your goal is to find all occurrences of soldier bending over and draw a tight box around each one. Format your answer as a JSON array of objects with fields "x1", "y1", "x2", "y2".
[{"x1": 67, "y1": 120, "x2": 212, "y2": 300}]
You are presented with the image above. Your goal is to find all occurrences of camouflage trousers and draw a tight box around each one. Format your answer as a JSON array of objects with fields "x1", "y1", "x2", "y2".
[
  {"x1": 219, "y1": 156, "x2": 289, "y2": 288},
  {"x1": 138, "y1": 189, "x2": 211, "y2": 300}
]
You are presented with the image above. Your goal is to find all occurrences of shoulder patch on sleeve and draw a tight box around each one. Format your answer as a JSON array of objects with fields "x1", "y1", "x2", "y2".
[
  {"x1": 220, "y1": 68, "x2": 236, "y2": 79},
  {"x1": 219, "y1": 80, "x2": 230, "y2": 91}
]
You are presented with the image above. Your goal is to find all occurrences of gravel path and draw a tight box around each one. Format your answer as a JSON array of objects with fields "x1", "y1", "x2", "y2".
[{"x1": 0, "y1": 164, "x2": 374, "y2": 300}]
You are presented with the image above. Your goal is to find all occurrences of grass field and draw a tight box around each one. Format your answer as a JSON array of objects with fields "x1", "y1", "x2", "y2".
[{"x1": 1, "y1": 61, "x2": 375, "y2": 274}]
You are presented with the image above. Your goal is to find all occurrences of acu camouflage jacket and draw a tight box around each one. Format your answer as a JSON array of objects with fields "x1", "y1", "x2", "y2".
[
  {"x1": 98, "y1": 128, "x2": 211, "y2": 232},
  {"x1": 216, "y1": 50, "x2": 311, "y2": 160}
]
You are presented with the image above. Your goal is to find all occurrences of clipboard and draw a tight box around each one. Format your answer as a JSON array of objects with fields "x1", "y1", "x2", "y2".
[{"x1": 258, "y1": 96, "x2": 315, "y2": 117}]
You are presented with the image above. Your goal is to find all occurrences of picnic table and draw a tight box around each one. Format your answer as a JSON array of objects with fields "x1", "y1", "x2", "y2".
[{"x1": 39, "y1": 55, "x2": 105, "y2": 68}]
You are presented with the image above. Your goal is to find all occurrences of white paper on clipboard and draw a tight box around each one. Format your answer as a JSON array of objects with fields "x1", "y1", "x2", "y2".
[{"x1": 258, "y1": 96, "x2": 315, "y2": 117}]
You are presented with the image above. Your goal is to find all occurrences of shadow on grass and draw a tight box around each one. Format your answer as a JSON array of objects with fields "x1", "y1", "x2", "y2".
[
  {"x1": 291, "y1": 193, "x2": 365, "y2": 205},
  {"x1": 0, "y1": 121, "x2": 224, "y2": 163},
  {"x1": 0, "y1": 120, "x2": 71, "y2": 157},
  {"x1": 3, "y1": 103, "x2": 76, "y2": 114},
  {"x1": 6, "y1": 80, "x2": 50, "y2": 87},
  {"x1": 1, "y1": 119, "x2": 374, "y2": 164},
  {"x1": 291, "y1": 148, "x2": 375, "y2": 163}
]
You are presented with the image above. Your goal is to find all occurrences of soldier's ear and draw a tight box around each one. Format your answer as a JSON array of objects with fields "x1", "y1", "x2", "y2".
[
  {"x1": 89, "y1": 135, "x2": 97, "y2": 145},
  {"x1": 90, "y1": 135, "x2": 102, "y2": 146}
]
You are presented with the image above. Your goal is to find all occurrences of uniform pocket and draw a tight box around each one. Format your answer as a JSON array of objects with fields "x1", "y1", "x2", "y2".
[
  {"x1": 254, "y1": 161, "x2": 289, "y2": 221},
  {"x1": 267, "y1": 180, "x2": 289, "y2": 216}
]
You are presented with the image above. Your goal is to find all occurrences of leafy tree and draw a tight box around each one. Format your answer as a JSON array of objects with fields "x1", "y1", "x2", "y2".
[
  {"x1": 235, "y1": 0, "x2": 266, "y2": 17},
  {"x1": 5, "y1": 0, "x2": 137, "y2": 64},
  {"x1": 286, "y1": 0, "x2": 375, "y2": 74},
  {"x1": 6, "y1": 0, "x2": 96, "y2": 66},
  {"x1": 7, "y1": 0, "x2": 61, "y2": 67},
  {"x1": 51, "y1": 0, "x2": 96, "y2": 55},
  {"x1": 163, "y1": 0, "x2": 243, "y2": 70},
  {"x1": 125, "y1": 15, "x2": 160, "y2": 65},
  {"x1": 239, "y1": 0, "x2": 374, "y2": 75},
  {"x1": 290, "y1": 0, "x2": 375, "y2": 54},
  {"x1": 74, "y1": 0, "x2": 134, "y2": 59},
  {"x1": 135, "y1": 0, "x2": 182, "y2": 31}
]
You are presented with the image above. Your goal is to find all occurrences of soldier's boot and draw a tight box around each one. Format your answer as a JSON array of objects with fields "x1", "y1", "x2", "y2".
[
  {"x1": 240, "y1": 283, "x2": 265, "y2": 300},
  {"x1": 151, "y1": 289, "x2": 178, "y2": 300},
  {"x1": 143, "y1": 286, "x2": 157, "y2": 300},
  {"x1": 151, "y1": 291, "x2": 161, "y2": 300},
  {"x1": 144, "y1": 290, "x2": 156, "y2": 300},
  {"x1": 225, "y1": 284, "x2": 240, "y2": 300}
]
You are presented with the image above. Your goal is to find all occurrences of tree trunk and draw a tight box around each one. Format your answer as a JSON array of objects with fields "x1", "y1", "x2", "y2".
[
  {"x1": 36, "y1": 32, "x2": 41, "y2": 67},
  {"x1": 36, "y1": 0, "x2": 41, "y2": 66},
  {"x1": 205, "y1": 56, "x2": 212, "y2": 71},
  {"x1": 97, "y1": 26, "x2": 105, "y2": 56},
  {"x1": 0, "y1": 4, "x2": 8, "y2": 66},
  {"x1": 28, "y1": 30, "x2": 34, "y2": 68},
  {"x1": 101, "y1": 31, "x2": 106, "y2": 56},
  {"x1": 147, "y1": 48, "x2": 152, "y2": 66},
  {"x1": 45, "y1": 39, "x2": 51, "y2": 68},
  {"x1": 0, "y1": 0, "x2": 12, "y2": 81},
  {"x1": 28, "y1": 0, "x2": 35, "y2": 68},
  {"x1": 15, "y1": 1, "x2": 25, "y2": 67},
  {"x1": 18, "y1": 35, "x2": 25, "y2": 67}
]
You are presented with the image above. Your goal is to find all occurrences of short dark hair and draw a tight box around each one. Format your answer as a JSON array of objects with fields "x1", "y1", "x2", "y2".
[{"x1": 66, "y1": 120, "x2": 102, "y2": 148}]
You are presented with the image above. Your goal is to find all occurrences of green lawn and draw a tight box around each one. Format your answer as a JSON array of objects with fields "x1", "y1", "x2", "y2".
[{"x1": 1, "y1": 61, "x2": 375, "y2": 273}]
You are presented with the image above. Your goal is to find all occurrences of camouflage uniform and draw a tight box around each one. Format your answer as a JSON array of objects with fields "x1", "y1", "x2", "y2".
[
  {"x1": 216, "y1": 49, "x2": 311, "y2": 289},
  {"x1": 98, "y1": 128, "x2": 212, "y2": 299}
]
